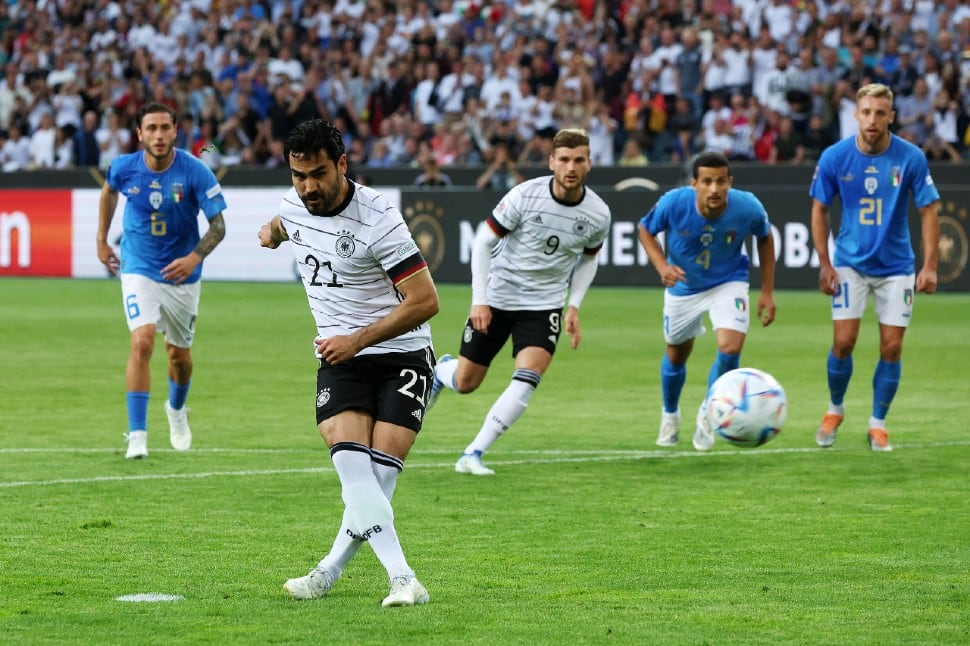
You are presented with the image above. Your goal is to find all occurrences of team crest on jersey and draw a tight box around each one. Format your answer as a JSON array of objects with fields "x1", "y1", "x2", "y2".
[
  {"x1": 864, "y1": 177, "x2": 878, "y2": 195},
  {"x1": 171, "y1": 183, "x2": 184, "y2": 203},
  {"x1": 149, "y1": 191, "x2": 163, "y2": 209},
  {"x1": 316, "y1": 388, "x2": 331, "y2": 407},
  {"x1": 573, "y1": 218, "x2": 589, "y2": 235},
  {"x1": 700, "y1": 232, "x2": 713, "y2": 246},
  {"x1": 335, "y1": 230, "x2": 355, "y2": 257},
  {"x1": 725, "y1": 231, "x2": 736, "y2": 244}
]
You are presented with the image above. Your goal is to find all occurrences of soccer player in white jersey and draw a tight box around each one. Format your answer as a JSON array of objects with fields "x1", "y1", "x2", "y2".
[
  {"x1": 638, "y1": 151, "x2": 777, "y2": 451},
  {"x1": 97, "y1": 103, "x2": 227, "y2": 460},
  {"x1": 427, "y1": 128, "x2": 612, "y2": 476},
  {"x1": 258, "y1": 119, "x2": 439, "y2": 607},
  {"x1": 810, "y1": 83, "x2": 940, "y2": 452}
]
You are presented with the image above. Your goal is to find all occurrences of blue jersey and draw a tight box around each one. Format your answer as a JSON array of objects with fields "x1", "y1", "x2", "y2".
[
  {"x1": 106, "y1": 149, "x2": 227, "y2": 284},
  {"x1": 640, "y1": 186, "x2": 771, "y2": 296},
  {"x1": 809, "y1": 134, "x2": 939, "y2": 277}
]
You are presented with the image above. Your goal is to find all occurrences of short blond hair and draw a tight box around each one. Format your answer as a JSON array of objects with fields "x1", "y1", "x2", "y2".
[
  {"x1": 857, "y1": 83, "x2": 894, "y2": 104},
  {"x1": 552, "y1": 128, "x2": 590, "y2": 150}
]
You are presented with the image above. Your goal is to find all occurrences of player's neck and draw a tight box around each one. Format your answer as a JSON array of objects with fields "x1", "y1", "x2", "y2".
[
  {"x1": 143, "y1": 149, "x2": 175, "y2": 173},
  {"x1": 854, "y1": 133, "x2": 891, "y2": 156}
]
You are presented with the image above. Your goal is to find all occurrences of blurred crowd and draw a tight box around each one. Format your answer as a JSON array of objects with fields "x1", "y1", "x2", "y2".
[{"x1": 2, "y1": 0, "x2": 970, "y2": 175}]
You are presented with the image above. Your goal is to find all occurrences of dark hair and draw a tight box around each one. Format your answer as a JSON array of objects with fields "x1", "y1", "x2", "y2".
[
  {"x1": 284, "y1": 119, "x2": 346, "y2": 165},
  {"x1": 138, "y1": 102, "x2": 177, "y2": 127},
  {"x1": 691, "y1": 151, "x2": 731, "y2": 178}
]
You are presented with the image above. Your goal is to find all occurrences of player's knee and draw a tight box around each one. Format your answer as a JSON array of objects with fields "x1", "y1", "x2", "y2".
[{"x1": 880, "y1": 341, "x2": 903, "y2": 362}]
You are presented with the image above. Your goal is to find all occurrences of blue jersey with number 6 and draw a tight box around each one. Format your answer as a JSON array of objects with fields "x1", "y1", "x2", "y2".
[
  {"x1": 640, "y1": 186, "x2": 771, "y2": 296},
  {"x1": 809, "y1": 134, "x2": 939, "y2": 277},
  {"x1": 106, "y1": 148, "x2": 227, "y2": 284}
]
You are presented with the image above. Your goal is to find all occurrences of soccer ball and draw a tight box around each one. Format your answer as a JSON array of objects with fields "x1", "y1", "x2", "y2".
[{"x1": 703, "y1": 368, "x2": 788, "y2": 448}]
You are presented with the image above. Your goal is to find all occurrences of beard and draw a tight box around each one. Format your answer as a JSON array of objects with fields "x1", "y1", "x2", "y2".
[{"x1": 298, "y1": 180, "x2": 342, "y2": 216}]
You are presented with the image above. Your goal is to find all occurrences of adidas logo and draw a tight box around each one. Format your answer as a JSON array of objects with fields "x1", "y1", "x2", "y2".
[
  {"x1": 532, "y1": 215, "x2": 543, "y2": 224},
  {"x1": 291, "y1": 230, "x2": 302, "y2": 242},
  {"x1": 411, "y1": 409, "x2": 423, "y2": 422}
]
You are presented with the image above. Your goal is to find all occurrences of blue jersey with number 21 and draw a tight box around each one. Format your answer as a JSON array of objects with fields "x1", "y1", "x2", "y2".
[
  {"x1": 809, "y1": 134, "x2": 939, "y2": 277},
  {"x1": 106, "y1": 148, "x2": 227, "y2": 284},
  {"x1": 640, "y1": 187, "x2": 771, "y2": 296}
]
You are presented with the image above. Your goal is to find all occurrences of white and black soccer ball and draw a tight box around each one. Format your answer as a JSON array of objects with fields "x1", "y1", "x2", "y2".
[{"x1": 704, "y1": 368, "x2": 788, "y2": 448}]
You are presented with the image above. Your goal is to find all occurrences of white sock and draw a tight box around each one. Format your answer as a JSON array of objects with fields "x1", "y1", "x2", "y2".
[
  {"x1": 319, "y1": 450, "x2": 404, "y2": 576},
  {"x1": 331, "y1": 442, "x2": 412, "y2": 580},
  {"x1": 869, "y1": 416, "x2": 885, "y2": 430},
  {"x1": 828, "y1": 403, "x2": 845, "y2": 416},
  {"x1": 465, "y1": 370, "x2": 539, "y2": 455},
  {"x1": 436, "y1": 357, "x2": 460, "y2": 391}
]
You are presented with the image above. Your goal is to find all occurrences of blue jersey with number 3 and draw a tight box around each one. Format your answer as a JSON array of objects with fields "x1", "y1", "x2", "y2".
[
  {"x1": 640, "y1": 187, "x2": 771, "y2": 296},
  {"x1": 106, "y1": 149, "x2": 227, "y2": 284},
  {"x1": 809, "y1": 134, "x2": 939, "y2": 277}
]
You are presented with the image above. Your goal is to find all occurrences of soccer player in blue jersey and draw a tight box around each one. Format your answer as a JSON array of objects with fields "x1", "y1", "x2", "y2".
[
  {"x1": 638, "y1": 151, "x2": 777, "y2": 451},
  {"x1": 96, "y1": 103, "x2": 227, "y2": 459},
  {"x1": 810, "y1": 83, "x2": 940, "y2": 452}
]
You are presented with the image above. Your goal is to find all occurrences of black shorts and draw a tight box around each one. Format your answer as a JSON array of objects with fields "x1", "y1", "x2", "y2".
[
  {"x1": 459, "y1": 307, "x2": 562, "y2": 366},
  {"x1": 315, "y1": 348, "x2": 435, "y2": 432}
]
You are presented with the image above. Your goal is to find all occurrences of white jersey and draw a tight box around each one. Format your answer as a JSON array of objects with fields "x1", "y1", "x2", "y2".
[
  {"x1": 278, "y1": 181, "x2": 432, "y2": 356},
  {"x1": 485, "y1": 176, "x2": 611, "y2": 310}
]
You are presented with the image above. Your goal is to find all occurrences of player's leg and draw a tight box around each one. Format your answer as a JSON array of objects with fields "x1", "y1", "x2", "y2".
[
  {"x1": 428, "y1": 313, "x2": 503, "y2": 410},
  {"x1": 866, "y1": 274, "x2": 915, "y2": 451},
  {"x1": 120, "y1": 275, "x2": 162, "y2": 459},
  {"x1": 658, "y1": 291, "x2": 706, "y2": 447},
  {"x1": 706, "y1": 282, "x2": 753, "y2": 388},
  {"x1": 159, "y1": 281, "x2": 199, "y2": 451},
  {"x1": 817, "y1": 268, "x2": 867, "y2": 447},
  {"x1": 456, "y1": 310, "x2": 555, "y2": 475}
]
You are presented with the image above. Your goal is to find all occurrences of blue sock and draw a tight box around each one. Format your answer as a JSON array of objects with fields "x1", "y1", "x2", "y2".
[
  {"x1": 707, "y1": 351, "x2": 740, "y2": 389},
  {"x1": 661, "y1": 355, "x2": 687, "y2": 413},
  {"x1": 126, "y1": 391, "x2": 150, "y2": 432},
  {"x1": 168, "y1": 377, "x2": 191, "y2": 410},
  {"x1": 827, "y1": 351, "x2": 853, "y2": 406},
  {"x1": 872, "y1": 359, "x2": 901, "y2": 419}
]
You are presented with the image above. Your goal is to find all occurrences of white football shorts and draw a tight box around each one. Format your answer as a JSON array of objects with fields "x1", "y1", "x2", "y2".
[
  {"x1": 120, "y1": 273, "x2": 201, "y2": 348},
  {"x1": 830, "y1": 267, "x2": 915, "y2": 327},
  {"x1": 663, "y1": 281, "x2": 751, "y2": 345}
]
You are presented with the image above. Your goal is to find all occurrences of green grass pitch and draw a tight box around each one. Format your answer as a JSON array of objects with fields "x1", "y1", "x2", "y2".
[{"x1": 1, "y1": 278, "x2": 968, "y2": 644}]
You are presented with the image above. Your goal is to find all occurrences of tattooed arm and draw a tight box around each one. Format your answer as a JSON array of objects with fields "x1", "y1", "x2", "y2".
[{"x1": 160, "y1": 213, "x2": 227, "y2": 284}]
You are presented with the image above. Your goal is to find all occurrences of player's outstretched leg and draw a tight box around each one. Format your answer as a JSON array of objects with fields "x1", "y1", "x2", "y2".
[{"x1": 426, "y1": 354, "x2": 455, "y2": 411}]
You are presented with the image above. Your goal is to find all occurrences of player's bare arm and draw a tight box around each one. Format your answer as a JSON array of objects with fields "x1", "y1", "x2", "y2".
[
  {"x1": 96, "y1": 182, "x2": 120, "y2": 274},
  {"x1": 315, "y1": 268, "x2": 440, "y2": 365},
  {"x1": 469, "y1": 221, "x2": 500, "y2": 333},
  {"x1": 638, "y1": 222, "x2": 685, "y2": 287},
  {"x1": 565, "y1": 306, "x2": 582, "y2": 350},
  {"x1": 916, "y1": 202, "x2": 940, "y2": 294},
  {"x1": 810, "y1": 199, "x2": 838, "y2": 295},
  {"x1": 258, "y1": 215, "x2": 289, "y2": 249},
  {"x1": 162, "y1": 213, "x2": 226, "y2": 284},
  {"x1": 755, "y1": 233, "x2": 777, "y2": 326}
]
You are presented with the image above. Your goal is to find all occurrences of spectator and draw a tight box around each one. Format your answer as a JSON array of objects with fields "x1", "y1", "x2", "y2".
[
  {"x1": 896, "y1": 78, "x2": 935, "y2": 146},
  {"x1": 28, "y1": 112, "x2": 56, "y2": 169},
  {"x1": 1, "y1": 124, "x2": 31, "y2": 171},
  {"x1": 668, "y1": 97, "x2": 699, "y2": 162},
  {"x1": 771, "y1": 115, "x2": 806, "y2": 164},
  {"x1": 413, "y1": 155, "x2": 452, "y2": 187},
  {"x1": 922, "y1": 88, "x2": 962, "y2": 162},
  {"x1": 73, "y1": 110, "x2": 101, "y2": 167},
  {"x1": 803, "y1": 113, "x2": 836, "y2": 161},
  {"x1": 96, "y1": 110, "x2": 131, "y2": 172},
  {"x1": 586, "y1": 99, "x2": 617, "y2": 165},
  {"x1": 53, "y1": 126, "x2": 74, "y2": 169},
  {"x1": 475, "y1": 142, "x2": 523, "y2": 191},
  {"x1": 617, "y1": 138, "x2": 649, "y2": 166}
]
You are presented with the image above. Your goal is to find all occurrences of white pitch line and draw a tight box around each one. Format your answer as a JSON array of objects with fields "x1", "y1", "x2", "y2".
[{"x1": 1, "y1": 441, "x2": 968, "y2": 489}]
